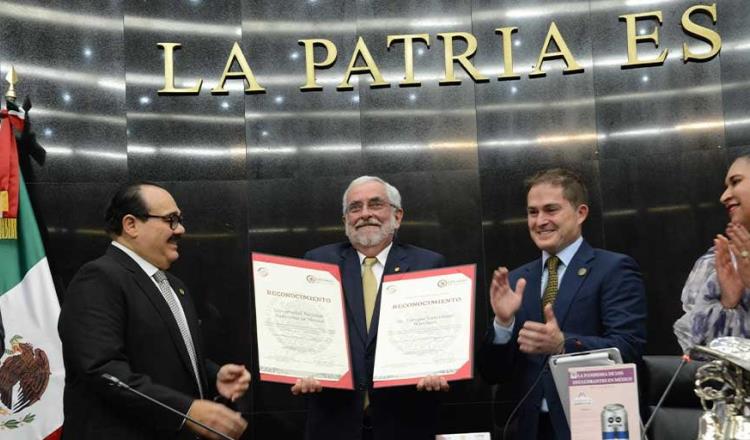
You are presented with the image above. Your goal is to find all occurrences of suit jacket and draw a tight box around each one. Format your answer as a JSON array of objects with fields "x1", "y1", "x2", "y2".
[
  {"x1": 478, "y1": 240, "x2": 647, "y2": 440},
  {"x1": 58, "y1": 245, "x2": 218, "y2": 440},
  {"x1": 303, "y1": 241, "x2": 446, "y2": 440}
]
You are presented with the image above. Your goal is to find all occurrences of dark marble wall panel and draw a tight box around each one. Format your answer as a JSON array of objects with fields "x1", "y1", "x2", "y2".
[
  {"x1": 719, "y1": 0, "x2": 750, "y2": 148},
  {"x1": 356, "y1": 0, "x2": 479, "y2": 174},
  {"x1": 124, "y1": 1, "x2": 247, "y2": 181},
  {"x1": 599, "y1": 149, "x2": 728, "y2": 354},
  {"x1": 26, "y1": 182, "x2": 118, "y2": 298},
  {"x1": 590, "y1": 0, "x2": 725, "y2": 159},
  {"x1": 0, "y1": 1, "x2": 127, "y2": 183},
  {"x1": 243, "y1": 0, "x2": 362, "y2": 180},
  {"x1": 474, "y1": 0, "x2": 599, "y2": 171}
]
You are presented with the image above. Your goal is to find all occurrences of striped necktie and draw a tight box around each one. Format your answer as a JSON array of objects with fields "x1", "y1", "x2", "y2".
[
  {"x1": 542, "y1": 256, "x2": 560, "y2": 311},
  {"x1": 153, "y1": 270, "x2": 203, "y2": 397}
]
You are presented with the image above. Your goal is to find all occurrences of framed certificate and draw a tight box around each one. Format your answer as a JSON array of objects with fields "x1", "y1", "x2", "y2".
[
  {"x1": 373, "y1": 264, "x2": 475, "y2": 388},
  {"x1": 251, "y1": 252, "x2": 353, "y2": 390}
]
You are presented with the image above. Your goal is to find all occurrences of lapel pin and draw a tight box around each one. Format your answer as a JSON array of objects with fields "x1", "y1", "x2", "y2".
[
  {"x1": 394, "y1": 266, "x2": 401, "y2": 272},
  {"x1": 577, "y1": 268, "x2": 587, "y2": 277},
  {"x1": 178, "y1": 288, "x2": 185, "y2": 296}
]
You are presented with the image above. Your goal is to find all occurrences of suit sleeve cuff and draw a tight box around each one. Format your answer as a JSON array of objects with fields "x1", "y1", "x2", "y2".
[
  {"x1": 179, "y1": 399, "x2": 195, "y2": 431},
  {"x1": 563, "y1": 333, "x2": 585, "y2": 353},
  {"x1": 492, "y1": 318, "x2": 514, "y2": 344}
]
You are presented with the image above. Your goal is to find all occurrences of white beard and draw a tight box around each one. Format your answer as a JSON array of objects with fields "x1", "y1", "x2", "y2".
[{"x1": 345, "y1": 214, "x2": 398, "y2": 248}]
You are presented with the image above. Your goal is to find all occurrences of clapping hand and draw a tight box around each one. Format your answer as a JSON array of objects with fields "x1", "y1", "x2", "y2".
[{"x1": 489, "y1": 267, "x2": 526, "y2": 326}]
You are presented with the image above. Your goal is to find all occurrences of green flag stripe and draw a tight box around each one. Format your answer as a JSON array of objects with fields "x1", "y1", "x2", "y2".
[{"x1": 0, "y1": 170, "x2": 45, "y2": 295}]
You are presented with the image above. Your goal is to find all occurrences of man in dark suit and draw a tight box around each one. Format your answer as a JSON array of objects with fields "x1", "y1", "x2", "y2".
[
  {"x1": 478, "y1": 168, "x2": 647, "y2": 440},
  {"x1": 58, "y1": 182, "x2": 250, "y2": 440},
  {"x1": 291, "y1": 175, "x2": 449, "y2": 440}
]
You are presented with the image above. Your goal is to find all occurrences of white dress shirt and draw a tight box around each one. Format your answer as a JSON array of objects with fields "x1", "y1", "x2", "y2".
[
  {"x1": 111, "y1": 241, "x2": 191, "y2": 330},
  {"x1": 356, "y1": 242, "x2": 393, "y2": 291}
]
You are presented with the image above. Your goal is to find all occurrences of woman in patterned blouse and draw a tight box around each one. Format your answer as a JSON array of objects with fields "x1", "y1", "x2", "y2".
[{"x1": 674, "y1": 155, "x2": 750, "y2": 351}]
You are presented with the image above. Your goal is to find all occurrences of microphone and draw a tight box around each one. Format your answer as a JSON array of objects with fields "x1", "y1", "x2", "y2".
[
  {"x1": 501, "y1": 337, "x2": 577, "y2": 440},
  {"x1": 641, "y1": 354, "x2": 691, "y2": 439},
  {"x1": 502, "y1": 359, "x2": 550, "y2": 440},
  {"x1": 101, "y1": 373, "x2": 233, "y2": 440}
]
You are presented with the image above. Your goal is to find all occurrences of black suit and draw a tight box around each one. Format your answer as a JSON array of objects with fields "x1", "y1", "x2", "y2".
[
  {"x1": 303, "y1": 241, "x2": 446, "y2": 440},
  {"x1": 58, "y1": 245, "x2": 218, "y2": 440}
]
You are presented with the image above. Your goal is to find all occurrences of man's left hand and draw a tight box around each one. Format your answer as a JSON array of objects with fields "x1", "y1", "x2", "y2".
[
  {"x1": 517, "y1": 305, "x2": 565, "y2": 355},
  {"x1": 416, "y1": 375, "x2": 450, "y2": 392},
  {"x1": 216, "y1": 364, "x2": 251, "y2": 402}
]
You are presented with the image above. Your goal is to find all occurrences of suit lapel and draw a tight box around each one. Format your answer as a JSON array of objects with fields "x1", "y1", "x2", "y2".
[
  {"x1": 553, "y1": 240, "x2": 595, "y2": 328},
  {"x1": 340, "y1": 246, "x2": 368, "y2": 345},
  {"x1": 367, "y1": 244, "x2": 409, "y2": 348},
  {"x1": 107, "y1": 246, "x2": 199, "y2": 385}
]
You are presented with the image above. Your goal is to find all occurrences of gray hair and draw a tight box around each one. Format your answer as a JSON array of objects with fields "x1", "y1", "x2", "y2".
[{"x1": 342, "y1": 176, "x2": 402, "y2": 214}]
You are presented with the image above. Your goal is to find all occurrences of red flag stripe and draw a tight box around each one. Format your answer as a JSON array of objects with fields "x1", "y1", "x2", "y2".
[
  {"x1": 0, "y1": 110, "x2": 23, "y2": 219},
  {"x1": 44, "y1": 426, "x2": 63, "y2": 440}
]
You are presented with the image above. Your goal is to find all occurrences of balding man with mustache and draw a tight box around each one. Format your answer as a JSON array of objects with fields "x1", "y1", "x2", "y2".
[
  {"x1": 58, "y1": 182, "x2": 250, "y2": 440},
  {"x1": 292, "y1": 176, "x2": 449, "y2": 440}
]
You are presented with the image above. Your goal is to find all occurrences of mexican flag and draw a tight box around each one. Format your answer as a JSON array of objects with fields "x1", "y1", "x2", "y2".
[{"x1": 0, "y1": 107, "x2": 63, "y2": 439}]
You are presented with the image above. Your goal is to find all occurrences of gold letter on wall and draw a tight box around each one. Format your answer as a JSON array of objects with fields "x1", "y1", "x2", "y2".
[
  {"x1": 337, "y1": 37, "x2": 389, "y2": 90},
  {"x1": 529, "y1": 22, "x2": 583, "y2": 77},
  {"x1": 157, "y1": 43, "x2": 202, "y2": 95},
  {"x1": 495, "y1": 27, "x2": 520, "y2": 80},
  {"x1": 211, "y1": 42, "x2": 266, "y2": 94},
  {"x1": 620, "y1": 11, "x2": 668, "y2": 68},
  {"x1": 299, "y1": 39, "x2": 338, "y2": 91},
  {"x1": 437, "y1": 32, "x2": 489, "y2": 85},
  {"x1": 386, "y1": 33, "x2": 430, "y2": 86},
  {"x1": 681, "y1": 3, "x2": 721, "y2": 62}
]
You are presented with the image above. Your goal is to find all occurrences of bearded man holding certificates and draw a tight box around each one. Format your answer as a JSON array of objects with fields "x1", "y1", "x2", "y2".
[{"x1": 292, "y1": 175, "x2": 449, "y2": 440}]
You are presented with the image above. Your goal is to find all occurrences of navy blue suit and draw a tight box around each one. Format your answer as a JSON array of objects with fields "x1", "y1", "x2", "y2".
[
  {"x1": 303, "y1": 241, "x2": 446, "y2": 440},
  {"x1": 478, "y1": 240, "x2": 646, "y2": 440}
]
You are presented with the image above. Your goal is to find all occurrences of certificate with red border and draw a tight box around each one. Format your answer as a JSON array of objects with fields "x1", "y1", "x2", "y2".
[
  {"x1": 251, "y1": 252, "x2": 353, "y2": 390},
  {"x1": 373, "y1": 264, "x2": 475, "y2": 388}
]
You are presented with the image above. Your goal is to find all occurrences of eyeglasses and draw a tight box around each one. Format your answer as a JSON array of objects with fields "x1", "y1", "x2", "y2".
[
  {"x1": 345, "y1": 198, "x2": 397, "y2": 215},
  {"x1": 143, "y1": 213, "x2": 184, "y2": 230}
]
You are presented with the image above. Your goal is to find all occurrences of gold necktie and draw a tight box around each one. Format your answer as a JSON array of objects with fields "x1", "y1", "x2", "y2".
[
  {"x1": 542, "y1": 255, "x2": 560, "y2": 310},
  {"x1": 362, "y1": 257, "x2": 378, "y2": 332},
  {"x1": 362, "y1": 257, "x2": 378, "y2": 409}
]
